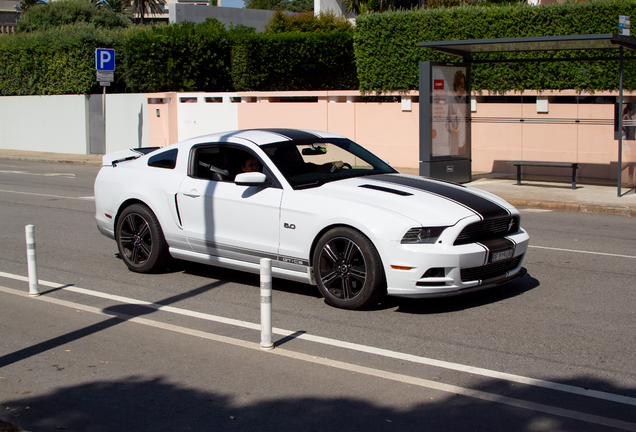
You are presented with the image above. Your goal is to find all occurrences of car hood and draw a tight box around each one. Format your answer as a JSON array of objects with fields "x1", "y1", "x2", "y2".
[{"x1": 307, "y1": 174, "x2": 514, "y2": 227}]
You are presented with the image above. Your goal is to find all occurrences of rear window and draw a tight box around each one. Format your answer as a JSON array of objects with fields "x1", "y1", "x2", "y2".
[{"x1": 148, "y1": 149, "x2": 178, "y2": 169}]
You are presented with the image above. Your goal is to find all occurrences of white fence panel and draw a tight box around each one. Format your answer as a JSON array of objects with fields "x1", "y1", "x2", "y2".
[
  {"x1": 105, "y1": 93, "x2": 150, "y2": 153},
  {"x1": 177, "y1": 93, "x2": 239, "y2": 142},
  {"x1": 0, "y1": 95, "x2": 88, "y2": 154}
]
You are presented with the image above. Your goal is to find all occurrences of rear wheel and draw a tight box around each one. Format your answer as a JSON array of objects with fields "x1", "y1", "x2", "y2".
[
  {"x1": 313, "y1": 227, "x2": 386, "y2": 310},
  {"x1": 116, "y1": 204, "x2": 169, "y2": 273}
]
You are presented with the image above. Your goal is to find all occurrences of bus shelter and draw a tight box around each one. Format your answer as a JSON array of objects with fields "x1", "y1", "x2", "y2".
[{"x1": 418, "y1": 33, "x2": 636, "y2": 196}]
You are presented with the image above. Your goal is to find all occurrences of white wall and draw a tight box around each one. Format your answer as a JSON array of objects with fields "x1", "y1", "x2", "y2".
[
  {"x1": 0, "y1": 95, "x2": 89, "y2": 154},
  {"x1": 314, "y1": 0, "x2": 354, "y2": 18},
  {"x1": 176, "y1": 93, "x2": 239, "y2": 141},
  {"x1": 0, "y1": 94, "x2": 150, "y2": 155},
  {"x1": 105, "y1": 93, "x2": 149, "y2": 153}
]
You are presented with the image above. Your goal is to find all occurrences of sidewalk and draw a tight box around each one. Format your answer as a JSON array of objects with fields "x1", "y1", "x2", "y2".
[
  {"x1": 468, "y1": 174, "x2": 636, "y2": 217},
  {"x1": 2, "y1": 149, "x2": 635, "y2": 217}
]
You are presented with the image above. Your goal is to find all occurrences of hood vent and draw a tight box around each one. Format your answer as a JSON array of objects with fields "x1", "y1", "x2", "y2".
[{"x1": 359, "y1": 184, "x2": 413, "y2": 196}]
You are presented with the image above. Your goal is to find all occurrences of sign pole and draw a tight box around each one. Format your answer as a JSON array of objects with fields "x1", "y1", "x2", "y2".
[
  {"x1": 618, "y1": 46, "x2": 624, "y2": 197},
  {"x1": 95, "y1": 48, "x2": 115, "y2": 155},
  {"x1": 103, "y1": 84, "x2": 106, "y2": 153}
]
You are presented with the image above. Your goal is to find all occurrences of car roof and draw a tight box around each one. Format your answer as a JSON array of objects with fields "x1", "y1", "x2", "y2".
[{"x1": 183, "y1": 129, "x2": 347, "y2": 147}]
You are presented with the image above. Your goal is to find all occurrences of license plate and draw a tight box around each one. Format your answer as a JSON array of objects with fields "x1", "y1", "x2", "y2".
[{"x1": 491, "y1": 249, "x2": 513, "y2": 263}]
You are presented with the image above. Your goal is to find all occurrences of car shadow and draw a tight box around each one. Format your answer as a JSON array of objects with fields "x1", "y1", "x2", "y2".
[{"x1": 120, "y1": 256, "x2": 538, "y2": 313}]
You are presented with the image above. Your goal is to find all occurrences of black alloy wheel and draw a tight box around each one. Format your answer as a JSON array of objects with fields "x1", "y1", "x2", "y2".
[
  {"x1": 116, "y1": 204, "x2": 168, "y2": 273},
  {"x1": 313, "y1": 227, "x2": 386, "y2": 310}
]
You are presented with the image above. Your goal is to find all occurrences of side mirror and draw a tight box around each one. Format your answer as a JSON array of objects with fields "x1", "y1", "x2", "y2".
[{"x1": 235, "y1": 172, "x2": 271, "y2": 187}]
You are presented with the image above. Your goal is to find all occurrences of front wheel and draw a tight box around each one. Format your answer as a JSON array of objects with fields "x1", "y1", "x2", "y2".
[
  {"x1": 116, "y1": 204, "x2": 169, "y2": 273},
  {"x1": 313, "y1": 227, "x2": 386, "y2": 310}
]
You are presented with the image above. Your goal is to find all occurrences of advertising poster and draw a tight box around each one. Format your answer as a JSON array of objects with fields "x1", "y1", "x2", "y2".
[{"x1": 431, "y1": 65, "x2": 468, "y2": 158}]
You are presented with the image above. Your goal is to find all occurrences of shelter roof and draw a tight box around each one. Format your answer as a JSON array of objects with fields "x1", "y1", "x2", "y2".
[{"x1": 418, "y1": 34, "x2": 636, "y2": 58}]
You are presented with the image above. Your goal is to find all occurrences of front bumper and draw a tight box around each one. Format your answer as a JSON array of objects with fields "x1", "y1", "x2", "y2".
[{"x1": 380, "y1": 228, "x2": 530, "y2": 299}]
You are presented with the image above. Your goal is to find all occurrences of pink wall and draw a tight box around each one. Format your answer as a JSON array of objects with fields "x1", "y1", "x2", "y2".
[
  {"x1": 237, "y1": 91, "x2": 420, "y2": 169},
  {"x1": 146, "y1": 90, "x2": 635, "y2": 181},
  {"x1": 146, "y1": 92, "x2": 179, "y2": 148}
]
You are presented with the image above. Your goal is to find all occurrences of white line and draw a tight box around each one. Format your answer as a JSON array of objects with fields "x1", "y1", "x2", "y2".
[
  {"x1": 519, "y1": 209, "x2": 554, "y2": 213},
  {"x1": 529, "y1": 245, "x2": 636, "y2": 259},
  {"x1": 2, "y1": 284, "x2": 635, "y2": 431},
  {"x1": 0, "y1": 169, "x2": 75, "y2": 178},
  {"x1": 1, "y1": 271, "x2": 635, "y2": 408},
  {"x1": 0, "y1": 189, "x2": 94, "y2": 201}
]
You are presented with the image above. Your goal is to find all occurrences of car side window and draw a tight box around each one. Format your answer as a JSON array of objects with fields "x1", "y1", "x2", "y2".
[
  {"x1": 192, "y1": 145, "x2": 279, "y2": 187},
  {"x1": 148, "y1": 149, "x2": 178, "y2": 169},
  {"x1": 194, "y1": 147, "x2": 231, "y2": 181}
]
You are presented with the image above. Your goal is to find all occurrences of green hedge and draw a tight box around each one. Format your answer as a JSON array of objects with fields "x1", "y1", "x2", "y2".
[
  {"x1": 4, "y1": 1, "x2": 636, "y2": 96},
  {"x1": 0, "y1": 24, "x2": 127, "y2": 95},
  {"x1": 231, "y1": 31, "x2": 358, "y2": 91},
  {"x1": 0, "y1": 19, "x2": 356, "y2": 95},
  {"x1": 354, "y1": 0, "x2": 636, "y2": 93},
  {"x1": 122, "y1": 20, "x2": 234, "y2": 93}
]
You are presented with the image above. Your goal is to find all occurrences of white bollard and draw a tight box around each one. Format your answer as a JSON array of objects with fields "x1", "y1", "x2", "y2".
[
  {"x1": 259, "y1": 258, "x2": 274, "y2": 351},
  {"x1": 25, "y1": 224, "x2": 40, "y2": 297}
]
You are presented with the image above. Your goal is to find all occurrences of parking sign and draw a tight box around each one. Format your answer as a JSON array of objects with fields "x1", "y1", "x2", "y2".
[{"x1": 95, "y1": 48, "x2": 115, "y2": 71}]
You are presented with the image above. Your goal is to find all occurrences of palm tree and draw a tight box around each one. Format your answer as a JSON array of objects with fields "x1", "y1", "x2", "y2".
[
  {"x1": 19, "y1": 0, "x2": 45, "y2": 13},
  {"x1": 102, "y1": 0, "x2": 132, "y2": 13},
  {"x1": 131, "y1": 0, "x2": 165, "y2": 24}
]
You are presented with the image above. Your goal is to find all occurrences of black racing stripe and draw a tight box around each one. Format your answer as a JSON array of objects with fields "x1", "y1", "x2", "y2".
[
  {"x1": 369, "y1": 174, "x2": 510, "y2": 220},
  {"x1": 479, "y1": 237, "x2": 516, "y2": 265},
  {"x1": 258, "y1": 129, "x2": 320, "y2": 142},
  {"x1": 479, "y1": 237, "x2": 515, "y2": 254}
]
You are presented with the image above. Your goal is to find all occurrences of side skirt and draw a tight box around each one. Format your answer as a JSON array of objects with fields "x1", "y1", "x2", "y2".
[{"x1": 169, "y1": 247, "x2": 313, "y2": 285}]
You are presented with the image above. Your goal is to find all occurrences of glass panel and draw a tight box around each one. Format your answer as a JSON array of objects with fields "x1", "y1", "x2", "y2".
[{"x1": 431, "y1": 65, "x2": 469, "y2": 158}]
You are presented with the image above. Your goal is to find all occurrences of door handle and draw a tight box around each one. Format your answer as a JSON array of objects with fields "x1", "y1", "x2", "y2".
[{"x1": 183, "y1": 190, "x2": 200, "y2": 198}]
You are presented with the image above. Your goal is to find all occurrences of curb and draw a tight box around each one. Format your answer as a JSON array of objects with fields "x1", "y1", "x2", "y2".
[{"x1": 506, "y1": 199, "x2": 636, "y2": 217}]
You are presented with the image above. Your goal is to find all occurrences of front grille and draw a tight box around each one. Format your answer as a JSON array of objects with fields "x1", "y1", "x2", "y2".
[
  {"x1": 454, "y1": 216, "x2": 519, "y2": 246},
  {"x1": 461, "y1": 256, "x2": 522, "y2": 283}
]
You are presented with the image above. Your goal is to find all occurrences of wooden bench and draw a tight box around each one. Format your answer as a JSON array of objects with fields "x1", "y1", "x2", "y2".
[{"x1": 506, "y1": 161, "x2": 580, "y2": 190}]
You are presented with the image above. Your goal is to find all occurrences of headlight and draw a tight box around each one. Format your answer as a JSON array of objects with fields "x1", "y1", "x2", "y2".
[{"x1": 401, "y1": 227, "x2": 447, "y2": 244}]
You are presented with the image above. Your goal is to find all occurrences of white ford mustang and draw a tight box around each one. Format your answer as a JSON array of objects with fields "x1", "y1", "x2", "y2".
[{"x1": 94, "y1": 129, "x2": 529, "y2": 309}]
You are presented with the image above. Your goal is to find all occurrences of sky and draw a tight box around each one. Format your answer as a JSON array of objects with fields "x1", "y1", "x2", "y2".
[{"x1": 219, "y1": 0, "x2": 245, "y2": 8}]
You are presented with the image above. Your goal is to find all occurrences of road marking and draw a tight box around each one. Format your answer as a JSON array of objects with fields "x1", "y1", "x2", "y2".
[
  {"x1": 1, "y1": 271, "x2": 635, "y2": 409},
  {"x1": 529, "y1": 245, "x2": 636, "y2": 259},
  {"x1": 519, "y1": 208, "x2": 554, "y2": 213},
  {"x1": 0, "y1": 189, "x2": 94, "y2": 201},
  {"x1": 1, "y1": 284, "x2": 635, "y2": 431},
  {"x1": 0, "y1": 169, "x2": 75, "y2": 178}
]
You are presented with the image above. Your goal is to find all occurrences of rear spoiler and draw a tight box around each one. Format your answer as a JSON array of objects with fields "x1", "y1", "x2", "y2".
[{"x1": 102, "y1": 147, "x2": 160, "y2": 166}]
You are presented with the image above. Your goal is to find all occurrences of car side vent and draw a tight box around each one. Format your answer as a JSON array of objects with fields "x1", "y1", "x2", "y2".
[{"x1": 359, "y1": 184, "x2": 413, "y2": 196}]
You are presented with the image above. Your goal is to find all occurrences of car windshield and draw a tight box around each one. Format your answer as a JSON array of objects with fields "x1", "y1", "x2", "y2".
[{"x1": 262, "y1": 138, "x2": 398, "y2": 189}]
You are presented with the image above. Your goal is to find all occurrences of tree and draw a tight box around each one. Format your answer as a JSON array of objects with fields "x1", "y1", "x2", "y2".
[
  {"x1": 131, "y1": 0, "x2": 166, "y2": 24},
  {"x1": 101, "y1": 0, "x2": 132, "y2": 13},
  {"x1": 17, "y1": 0, "x2": 132, "y2": 32},
  {"x1": 243, "y1": 0, "x2": 313, "y2": 12},
  {"x1": 19, "y1": 0, "x2": 45, "y2": 14},
  {"x1": 264, "y1": 10, "x2": 352, "y2": 33}
]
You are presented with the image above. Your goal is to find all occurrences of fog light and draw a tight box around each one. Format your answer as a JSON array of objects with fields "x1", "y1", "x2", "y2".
[{"x1": 422, "y1": 267, "x2": 445, "y2": 278}]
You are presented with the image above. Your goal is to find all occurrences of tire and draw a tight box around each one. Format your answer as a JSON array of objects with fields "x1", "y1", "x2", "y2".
[
  {"x1": 116, "y1": 204, "x2": 169, "y2": 273},
  {"x1": 313, "y1": 227, "x2": 386, "y2": 310}
]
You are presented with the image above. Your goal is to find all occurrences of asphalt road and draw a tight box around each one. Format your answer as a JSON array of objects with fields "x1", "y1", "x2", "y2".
[{"x1": 1, "y1": 159, "x2": 635, "y2": 432}]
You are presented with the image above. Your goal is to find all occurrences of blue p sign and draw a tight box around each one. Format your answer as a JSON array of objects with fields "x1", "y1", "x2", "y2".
[{"x1": 95, "y1": 48, "x2": 115, "y2": 71}]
